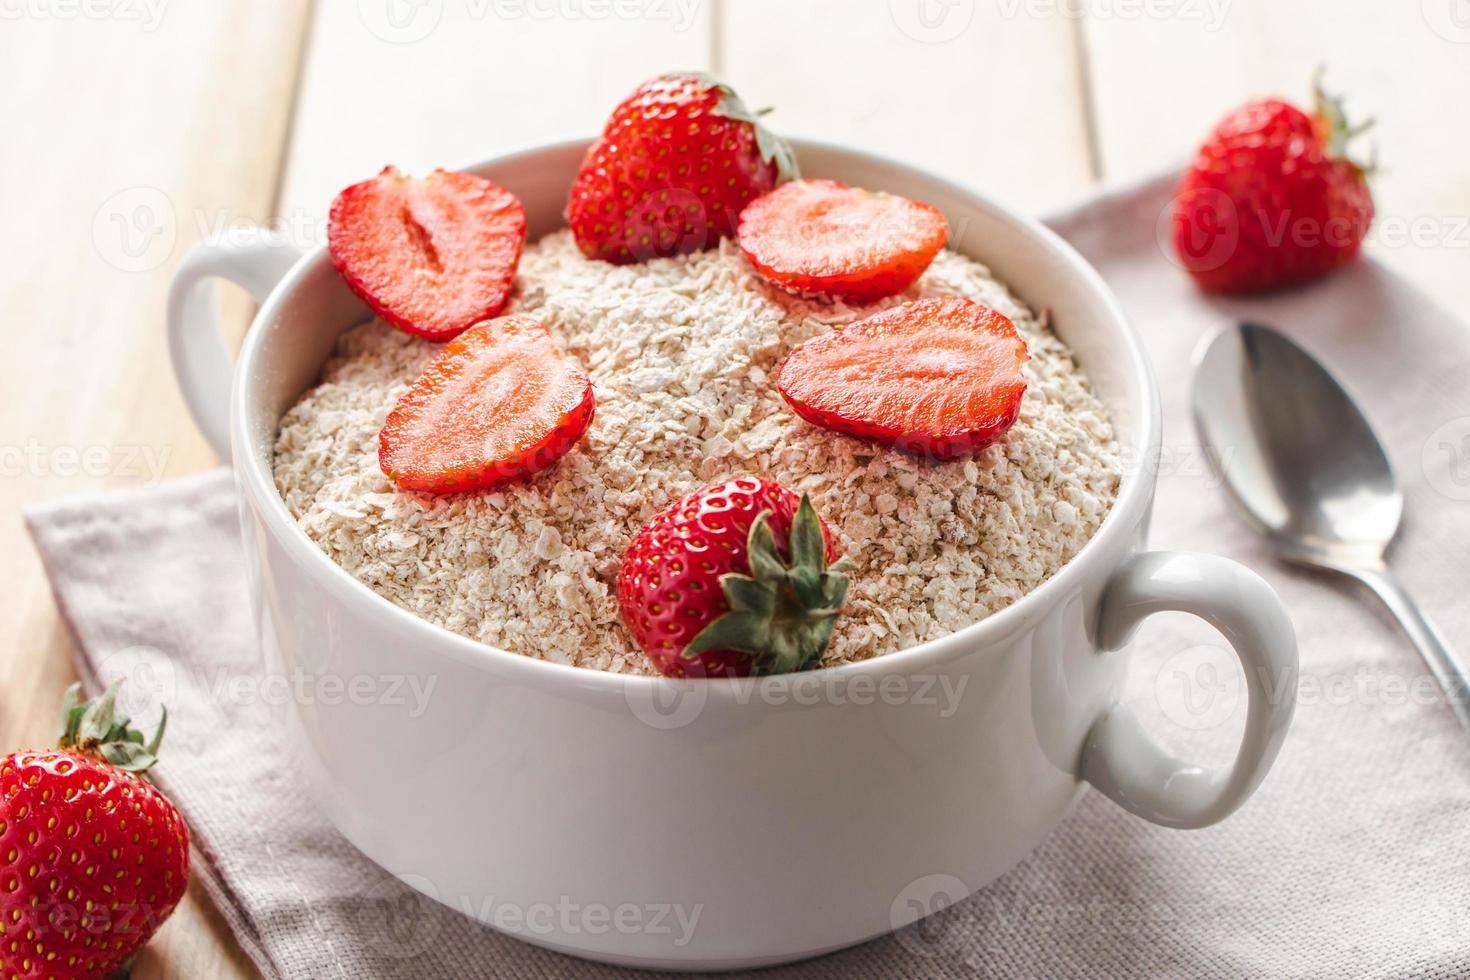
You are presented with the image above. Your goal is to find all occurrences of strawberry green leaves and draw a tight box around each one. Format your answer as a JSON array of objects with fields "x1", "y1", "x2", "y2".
[
  {"x1": 58, "y1": 681, "x2": 168, "y2": 773},
  {"x1": 684, "y1": 495, "x2": 855, "y2": 675}
]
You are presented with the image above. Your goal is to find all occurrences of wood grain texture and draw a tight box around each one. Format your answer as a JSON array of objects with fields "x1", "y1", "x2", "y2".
[
  {"x1": 0, "y1": 3, "x2": 310, "y2": 977},
  {"x1": 721, "y1": 0, "x2": 1098, "y2": 215},
  {"x1": 1082, "y1": 1, "x2": 1470, "y2": 312},
  {"x1": 276, "y1": 0, "x2": 713, "y2": 226}
]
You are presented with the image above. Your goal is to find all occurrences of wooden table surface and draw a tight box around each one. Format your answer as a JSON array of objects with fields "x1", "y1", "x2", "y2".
[{"x1": 2, "y1": 2, "x2": 1466, "y2": 975}]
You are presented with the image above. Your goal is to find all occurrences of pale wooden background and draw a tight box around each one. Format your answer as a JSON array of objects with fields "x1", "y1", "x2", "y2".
[{"x1": 2, "y1": 1, "x2": 1466, "y2": 975}]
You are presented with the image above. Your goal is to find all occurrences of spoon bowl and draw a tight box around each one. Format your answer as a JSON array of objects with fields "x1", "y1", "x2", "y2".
[
  {"x1": 1193, "y1": 322, "x2": 1402, "y2": 569},
  {"x1": 1193, "y1": 321, "x2": 1470, "y2": 730}
]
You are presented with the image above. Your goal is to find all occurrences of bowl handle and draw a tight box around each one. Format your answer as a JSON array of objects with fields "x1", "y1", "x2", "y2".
[
  {"x1": 1081, "y1": 551, "x2": 1298, "y2": 829},
  {"x1": 166, "y1": 230, "x2": 303, "y2": 462}
]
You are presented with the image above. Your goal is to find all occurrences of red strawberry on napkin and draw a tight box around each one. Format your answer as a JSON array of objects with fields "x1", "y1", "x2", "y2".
[
  {"x1": 1171, "y1": 77, "x2": 1375, "y2": 293},
  {"x1": 1, "y1": 683, "x2": 190, "y2": 980}
]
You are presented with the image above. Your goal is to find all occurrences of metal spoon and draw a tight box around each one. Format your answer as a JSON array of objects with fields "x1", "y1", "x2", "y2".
[{"x1": 1193, "y1": 321, "x2": 1470, "y2": 731}]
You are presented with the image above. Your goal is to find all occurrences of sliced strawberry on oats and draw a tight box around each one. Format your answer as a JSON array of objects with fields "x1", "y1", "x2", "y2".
[
  {"x1": 777, "y1": 297, "x2": 1028, "y2": 461},
  {"x1": 378, "y1": 315, "x2": 594, "y2": 494},
  {"x1": 329, "y1": 166, "x2": 526, "y2": 342},
  {"x1": 737, "y1": 178, "x2": 948, "y2": 303}
]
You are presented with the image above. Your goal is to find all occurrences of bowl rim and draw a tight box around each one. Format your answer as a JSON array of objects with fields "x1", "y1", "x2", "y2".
[{"x1": 231, "y1": 136, "x2": 1162, "y2": 697}]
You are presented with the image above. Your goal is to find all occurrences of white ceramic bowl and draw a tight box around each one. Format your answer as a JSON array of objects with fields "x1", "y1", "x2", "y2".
[{"x1": 167, "y1": 139, "x2": 1298, "y2": 970}]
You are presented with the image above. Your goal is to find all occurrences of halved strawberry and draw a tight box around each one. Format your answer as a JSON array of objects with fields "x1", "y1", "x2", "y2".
[
  {"x1": 777, "y1": 297, "x2": 1028, "y2": 460},
  {"x1": 329, "y1": 166, "x2": 526, "y2": 341},
  {"x1": 378, "y1": 315, "x2": 594, "y2": 494},
  {"x1": 737, "y1": 178, "x2": 949, "y2": 303}
]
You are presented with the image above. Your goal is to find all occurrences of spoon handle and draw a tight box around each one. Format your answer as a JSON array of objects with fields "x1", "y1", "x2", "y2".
[{"x1": 1351, "y1": 568, "x2": 1470, "y2": 732}]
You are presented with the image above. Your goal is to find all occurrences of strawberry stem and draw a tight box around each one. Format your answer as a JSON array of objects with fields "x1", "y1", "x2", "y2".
[
  {"x1": 1312, "y1": 68, "x2": 1376, "y2": 177},
  {"x1": 58, "y1": 681, "x2": 168, "y2": 773},
  {"x1": 683, "y1": 494, "x2": 854, "y2": 674},
  {"x1": 682, "y1": 70, "x2": 801, "y2": 184}
]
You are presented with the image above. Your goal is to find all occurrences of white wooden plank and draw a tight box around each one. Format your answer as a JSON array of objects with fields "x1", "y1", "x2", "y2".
[
  {"x1": 277, "y1": 1, "x2": 714, "y2": 223},
  {"x1": 721, "y1": 0, "x2": 1098, "y2": 215}
]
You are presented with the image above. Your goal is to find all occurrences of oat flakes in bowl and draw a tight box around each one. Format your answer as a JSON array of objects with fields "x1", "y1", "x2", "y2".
[{"x1": 272, "y1": 230, "x2": 1121, "y2": 675}]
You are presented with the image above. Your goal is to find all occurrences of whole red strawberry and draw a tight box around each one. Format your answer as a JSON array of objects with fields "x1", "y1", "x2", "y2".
[
  {"x1": 618, "y1": 477, "x2": 854, "y2": 677},
  {"x1": 567, "y1": 72, "x2": 798, "y2": 264},
  {"x1": 1172, "y1": 78, "x2": 1375, "y2": 293},
  {"x1": 1, "y1": 684, "x2": 189, "y2": 980}
]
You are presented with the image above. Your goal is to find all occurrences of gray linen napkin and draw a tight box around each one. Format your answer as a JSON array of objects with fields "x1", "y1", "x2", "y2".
[{"x1": 26, "y1": 174, "x2": 1470, "y2": 979}]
